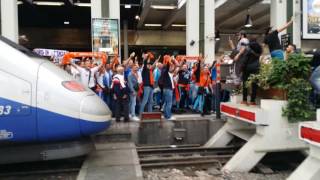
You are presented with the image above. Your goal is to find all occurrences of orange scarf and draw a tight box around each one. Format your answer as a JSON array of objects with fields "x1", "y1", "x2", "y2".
[{"x1": 199, "y1": 72, "x2": 211, "y2": 87}]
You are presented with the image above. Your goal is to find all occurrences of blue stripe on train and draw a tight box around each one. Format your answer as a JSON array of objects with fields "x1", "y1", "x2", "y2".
[{"x1": 0, "y1": 97, "x2": 111, "y2": 142}]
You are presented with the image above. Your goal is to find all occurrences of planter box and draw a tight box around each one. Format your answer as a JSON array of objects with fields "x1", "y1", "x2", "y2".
[
  {"x1": 257, "y1": 88, "x2": 287, "y2": 100},
  {"x1": 230, "y1": 95, "x2": 242, "y2": 104}
]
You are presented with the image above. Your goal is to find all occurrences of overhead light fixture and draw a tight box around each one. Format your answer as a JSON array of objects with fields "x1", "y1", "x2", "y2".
[
  {"x1": 135, "y1": 15, "x2": 140, "y2": 20},
  {"x1": 244, "y1": 9, "x2": 253, "y2": 28},
  {"x1": 151, "y1": 5, "x2": 176, "y2": 10},
  {"x1": 64, "y1": 21, "x2": 70, "y2": 25},
  {"x1": 33, "y1": 1, "x2": 65, "y2": 6},
  {"x1": 125, "y1": 4, "x2": 131, "y2": 8},
  {"x1": 144, "y1": 24, "x2": 162, "y2": 27},
  {"x1": 244, "y1": 14, "x2": 253, "y2": 28},
  {"x1": 74, "y1": 2, "x2": 91, "y2": 7},
  {"x1": 172, "y1": 24, "x2": 187, "y2": 27},
  {"x1": 17, "y1": 1, "x2": 23, "y2": 5},
  {"x1": 215, "y1": 30, "x2": 221, "y2": 41},
  {"x1": 177, "y1": 0, "x2": 186, "y2": 9},
  {"x1": 261, "y1": 0, "x2": 271, "y2": 4}
]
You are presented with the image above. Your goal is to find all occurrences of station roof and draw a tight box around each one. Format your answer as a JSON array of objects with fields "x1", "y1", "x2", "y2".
[{"x1": 18, "y1": 0, "x2": 270, "y2": 33}]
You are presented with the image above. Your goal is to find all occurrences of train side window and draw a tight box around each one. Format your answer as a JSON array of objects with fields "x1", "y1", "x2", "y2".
[{"x1": 0, "y1": 70, "x2": 32, "y2": 117}]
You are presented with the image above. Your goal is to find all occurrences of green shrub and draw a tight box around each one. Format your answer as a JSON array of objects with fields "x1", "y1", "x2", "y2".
[{"x1": 247, "y1": 54, "x2": 315, "y2": 122}]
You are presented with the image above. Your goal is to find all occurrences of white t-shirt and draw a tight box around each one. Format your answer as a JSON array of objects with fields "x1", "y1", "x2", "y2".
[
  {"x1": 169, "y1": 72, "x2": 175, "y2": 89},
  {"x1": 236, "y1": 38, "x2": 249, "y2": 51},
  {"x1": 76, "y1": 66, "x2": 100, "y2": 88},
  {"x1": 95, "y1": 72, "x2": 105, "y2": 89}
]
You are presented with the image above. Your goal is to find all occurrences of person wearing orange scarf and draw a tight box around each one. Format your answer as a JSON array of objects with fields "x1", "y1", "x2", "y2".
[
  {"x1": 193, "y1": 65, "x2": 211, "y2": 115},
  {"x1": 177, "y1": 64, "x2": 191, "y2": 112},
  {"x1": 139, "y1": 53, "x2": 155, "y2": 115},
  {"x1": 158, "y1": 56, "x2": 176, "y2": 120}
]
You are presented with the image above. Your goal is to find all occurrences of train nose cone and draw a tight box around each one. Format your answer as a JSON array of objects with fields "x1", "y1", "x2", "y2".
[{"x1": 79, "y1": 95, "x2": 112, "y2": 136}]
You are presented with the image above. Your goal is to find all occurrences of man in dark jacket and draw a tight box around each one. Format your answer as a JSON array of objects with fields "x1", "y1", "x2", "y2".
[
  {"x1": 159, "y1": 55, "x2": 176, "y2": 120},
  {"x1": 139, "y1": 54, "x2": 155, "y2": 115},
  {"x1": 241, "y1": 39, "x2": 262, "y2": 106},
  {"x1": 177, "y1": 64, "x2": 191, "y2": 111}
]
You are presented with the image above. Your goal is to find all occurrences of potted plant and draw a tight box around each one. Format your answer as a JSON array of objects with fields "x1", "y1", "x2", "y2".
[{"x1": 247, "y1": 54, "x2": 316, "y2": 122}]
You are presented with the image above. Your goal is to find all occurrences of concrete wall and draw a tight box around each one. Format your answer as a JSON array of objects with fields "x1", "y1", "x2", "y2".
[
  {"x1": 102, "y1": 119, "x2": 225, "y2": 146},
  {"x1": 20, "y1": 27, "x2": 91, "y2": 50},
  {"x1": 302, "y1": 40, "x2": 320, "y2": 52},
  {"x1": 20, "y1": 28, "x2": 186, "y2": 50},
  {"x1": 126, "y1": 30, "x2": 186, "y2": 46}
]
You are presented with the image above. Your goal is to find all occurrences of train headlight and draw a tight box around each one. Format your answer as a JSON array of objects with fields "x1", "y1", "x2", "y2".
[{"x1": 62, "y1": 81, "x2": 85, "y2": 92}]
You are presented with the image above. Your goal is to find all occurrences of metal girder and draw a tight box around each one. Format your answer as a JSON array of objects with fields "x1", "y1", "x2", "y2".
[
  {"x1": 216, "y1": 0, "x2": 263, "y2": 27},
  {"x1": 162, "y1": 5, "x2": 185, "y2": 30},
  {"x1": 64, "y1": 0, "x2": 74, "y2": 6},
  {"x1": 218, "y1": 29, "x2": 266, "y2": 34},
  {"x1": 222, "y1": 7, "x2": 269, "y2": 29},
  {"x1": 254, "y1": 14, "x2": 270, "y2": 29},
  {"x1": 21, "y1": 0, "x2": 33, "y2": 5},
  {"x1": 215, "y1": 0, "x2": 228, "y2": 9},
  {"x1": 137, "y1": 0, "x2": 153, "y2": 29}
]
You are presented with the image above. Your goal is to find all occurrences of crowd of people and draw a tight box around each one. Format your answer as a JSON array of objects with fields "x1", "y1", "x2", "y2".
[
  {"x1": 60, "y1": 17, "x2": 304, "y2": 122},
  {"x1": 66, "y1": 52, "x2": 222, "y2": 122}
]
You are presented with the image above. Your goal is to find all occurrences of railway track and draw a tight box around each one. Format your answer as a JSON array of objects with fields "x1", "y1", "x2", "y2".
[
  {"x1": 0, "y1": 156, "x2": 84, "y2": 178},
  {"x1": 138, "y1": 146, "x2": 238, "y2": 168}
]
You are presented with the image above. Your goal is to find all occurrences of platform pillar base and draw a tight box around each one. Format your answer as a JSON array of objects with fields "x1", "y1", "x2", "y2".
[
  {"x1": 223, "y1": 135, "x2": 266, "y2": 172},
  {"x1": 205, "y1": 100, "x2": 308, "y2": 172},
  {"x1": 204, "y1": 121, "x2": 234, "y2": 147},
  {"x1": 288, "y1": 145, "x2": 320, "y2": 180}
]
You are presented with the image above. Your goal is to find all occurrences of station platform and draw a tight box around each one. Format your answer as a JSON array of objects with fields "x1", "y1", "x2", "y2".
[
  {"x1": 100, "y1": 114, "x2": 223, "y2": 146},
  {"x1": 77, "y1": 141, "x2": 143, "y2": 180},
  {"x1": 288, "y1": 110, "x2": 320, "y2": 180},
  {"x1": 205, "y1": 99, "x2": 308, "y2": 172}
]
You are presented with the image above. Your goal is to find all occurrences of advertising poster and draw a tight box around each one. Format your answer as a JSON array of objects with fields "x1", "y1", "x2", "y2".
[
  {"x1": 92, "y1": 18, "x2": 119, "y2": 55},
  {"x1": 303, "y1": 0, "x2": 320, "y2": 39}
]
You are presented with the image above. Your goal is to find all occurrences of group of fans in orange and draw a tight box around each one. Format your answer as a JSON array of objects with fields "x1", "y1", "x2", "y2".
[{"x1": 67, "y1": 52, "x2": 221, "y2": 122}]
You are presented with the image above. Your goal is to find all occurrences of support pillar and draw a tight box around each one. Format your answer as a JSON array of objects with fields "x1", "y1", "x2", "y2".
[
  {"x1": 1, "y1": 0, "x2": 18, "y2": 43},
  {"x1": 204, "y1": 0, "x2": 215, "y2": 64},
  {"x1": 292, "y1": 0, "x2": 301, "y2": 49},
  {"x1": 91, "y1": 0, "x2": 121, "y2": 58},
  {"x1": 123, "y1": 20, "x2": 129, "y2": 60},
  {"x1": 109, "y1": 0, "x2": 120, "y2": 58},
  {"x1": 270, "y1": 0, "x2": 287, "y2": 33},
  {"x1": 186, "y1": 0, "x2": 199, "y2": 56},
  {"x1": 91, "y1": 0, "x2": 103, "y2": 18},
  {"x1": 109, "y1": 0, "x2": 120, "y2": 20}
]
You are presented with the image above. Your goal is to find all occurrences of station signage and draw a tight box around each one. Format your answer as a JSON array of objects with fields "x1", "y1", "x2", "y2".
[{"x1": 91, "y1": 18, "x2": 120, "y2": 56}]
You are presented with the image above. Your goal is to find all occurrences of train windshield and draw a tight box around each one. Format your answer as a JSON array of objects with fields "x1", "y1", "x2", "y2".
[{"x1": 0, "y1": 36, "x2": 41, "y2": 58}]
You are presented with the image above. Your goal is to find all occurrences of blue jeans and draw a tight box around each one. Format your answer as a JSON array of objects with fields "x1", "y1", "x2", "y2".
[
  {"x1": 154, "y1": 90, "x2": 162, "y2": 106},
  {"x1": 129, "y1": 93, "x2": 137, "y2": 117},
  {"x1": 271, "y1": 50, "x2": 284, "y2": 60},
  {"x1": 191, "y1": 84, "x2": 199, "y2": 103},
  {"x1": 139, "y1": 86, "x2": 154, "y2": 115},
  {"x1": 193, "y1": 94, "x2": 204, "y2": 112},
  {"x1": 163, "y1": 89, "x2": 173, "y2": 119}
]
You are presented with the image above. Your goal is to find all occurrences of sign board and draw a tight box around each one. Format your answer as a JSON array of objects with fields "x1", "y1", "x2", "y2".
[
  {"x1": 303, "y1": 0, "x2": 320, "y2": 39},
  {"x1": 91, "y1": 18, "x2": 119, "y2": 56},
  {"x1": 281, "y1": 33, "x2": 290, "y2": 50}
]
